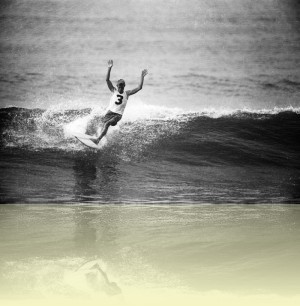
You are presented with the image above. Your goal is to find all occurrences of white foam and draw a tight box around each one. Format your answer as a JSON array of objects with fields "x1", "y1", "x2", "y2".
[
  {"x1": 122, "y1": 99, "x2": 184, "y2": 122},
  {"x1": 186, "y1": 105, "x2": 300, "y2": 119},
  {"x1": 64, "y1": 114, "x2": 94, "y2": 138}
]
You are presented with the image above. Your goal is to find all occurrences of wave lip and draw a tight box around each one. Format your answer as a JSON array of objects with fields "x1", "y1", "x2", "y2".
[{"x1": 0, "y1": 106, "x2": 299, "y2": 168}]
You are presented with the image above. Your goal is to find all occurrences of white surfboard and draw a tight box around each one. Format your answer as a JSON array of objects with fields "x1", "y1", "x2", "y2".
[
  {"x1": 70, "y1": 131, "x2": 100, "y2": 149},
  {"x1": 75, "y1": 136, "x2": 101, "y2": 149},
  {"x1": 72, "y1": 132, "x2": 96, "y2": 140}
]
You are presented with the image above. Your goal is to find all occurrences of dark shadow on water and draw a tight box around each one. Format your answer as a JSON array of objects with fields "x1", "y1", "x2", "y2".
[
  {"x1": 286, "y1": 174, "x2": 300, "y2": 203},
  {"x1": 73, "y1": 157, "x2": 98, "y2": 201},
  {"x1": 72, "y1": 154, "x2": 121, "y2": 203}
]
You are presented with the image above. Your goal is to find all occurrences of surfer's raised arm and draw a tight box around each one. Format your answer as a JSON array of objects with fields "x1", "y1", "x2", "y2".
[
  {"x1": 126, "y1": 69, "x2": 148, "y2": 97},
  {"x1": 106, "y1": 59, "x2": 115, "y2": 92},
  {"x1": 82, "y1": 63, "x2": 149, "y2": 146}
]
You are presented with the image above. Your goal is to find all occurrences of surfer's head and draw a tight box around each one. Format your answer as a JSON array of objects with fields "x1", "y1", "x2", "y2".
[{"x1": 116, "y1": 79, "x2": 125, "y2": 93}]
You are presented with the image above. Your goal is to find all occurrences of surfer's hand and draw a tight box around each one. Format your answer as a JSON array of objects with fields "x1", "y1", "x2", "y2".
[
  {"x1": 108, "y1": 60, "x2": 113, "y2": 68},
  {"x1": 141, "y1": 69, "x2": 148, "y2": 78}
]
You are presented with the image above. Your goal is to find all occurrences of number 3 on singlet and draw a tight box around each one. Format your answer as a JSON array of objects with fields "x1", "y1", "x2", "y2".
[{"x1": 115, "y1": 95, "x2": 123, "y2": 105}]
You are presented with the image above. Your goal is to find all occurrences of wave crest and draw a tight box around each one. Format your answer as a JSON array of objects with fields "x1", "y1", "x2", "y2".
[{"x1": 1, "y1": 105, "x2": 299, "y2": 168}]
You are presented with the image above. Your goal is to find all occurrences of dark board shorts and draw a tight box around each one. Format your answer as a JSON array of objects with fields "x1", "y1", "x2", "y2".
[{"x1": 103, "y1": 111, "x2": 122, "y2": 126}]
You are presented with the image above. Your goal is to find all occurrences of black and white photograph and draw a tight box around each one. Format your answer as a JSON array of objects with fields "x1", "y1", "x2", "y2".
[{"x1": 0, "y1": 0, "x2": 299, "y2": 305}]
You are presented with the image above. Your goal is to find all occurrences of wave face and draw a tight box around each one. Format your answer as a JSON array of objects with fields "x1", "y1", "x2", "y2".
[
  {"x1": 0, "y1": 106, "x2": 299, "y2": 204},
  {"x1": 1, "y1": 106, "x2": 299, "y2": 168},
  {"x1": 154, "y1": 110, "x2": 300, "y2": 169}
]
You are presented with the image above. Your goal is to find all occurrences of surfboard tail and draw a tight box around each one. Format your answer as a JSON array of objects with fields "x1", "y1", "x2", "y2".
[
  {"x1": 72, "y1": 132, "x2": 97, "y2": 140},
  {"x1": 75, "y1": 136, "x2": 101, "y2": 149}
]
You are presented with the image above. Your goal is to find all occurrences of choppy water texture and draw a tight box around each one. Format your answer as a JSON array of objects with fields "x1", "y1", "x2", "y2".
[
  {"x1": 0, "y1": 0, "x2": 299, "y2": 203},
  {"x1": 0, "y1": 2, "x2": 300, "y2": 305},
  {"x1": 0, "y1": 106, "x2": 300, "y2": 203},
  {"x1": 0, "y1": 0, "x2": 299, "y2": 111}
]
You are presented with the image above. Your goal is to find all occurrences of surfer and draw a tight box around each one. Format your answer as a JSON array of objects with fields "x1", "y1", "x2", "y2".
[{"x1": 91, "y1": 59, "x2": 148, "y2": 144}]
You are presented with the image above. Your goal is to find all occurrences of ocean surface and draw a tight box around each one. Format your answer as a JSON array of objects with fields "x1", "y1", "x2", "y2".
[
  {"x1": 0, "y1": 0, "x2": 300, "y2": 304},
  {"x1": 0, "y1": 106, "x2": 300, "y2": 204},
  {"x1": 0, "y1": 0, "x2": 299, "y2": 204}
]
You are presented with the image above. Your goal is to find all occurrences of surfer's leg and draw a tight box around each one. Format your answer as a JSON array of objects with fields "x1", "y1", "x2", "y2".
[
  {"x1": 92, "y1": 113, "x2": 121, "y2": 144},
  {"x1": 94, "y1": 119, "x2": 115, "y2": 144}
]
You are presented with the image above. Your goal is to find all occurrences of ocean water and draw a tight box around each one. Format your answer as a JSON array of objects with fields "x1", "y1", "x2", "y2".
[
  {"x1": 0, "y1": 106, "x2": 300, "y2": 203},
  {"x1": 0, "y1": 0, "x2": 299, "y2": 111},
  {"x1": 0, "y1": 204, "x2": 300, "y2": 306},
  {"x1": 0, "y1": 0, "x2": 300, "y2": 305}
]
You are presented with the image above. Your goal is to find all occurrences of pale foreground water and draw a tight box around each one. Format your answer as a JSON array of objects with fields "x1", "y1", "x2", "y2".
[{"x1": 0, "y1": 204, "x2": 299, "y2": 306}]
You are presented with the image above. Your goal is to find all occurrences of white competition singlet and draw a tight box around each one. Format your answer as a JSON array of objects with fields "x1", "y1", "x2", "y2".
[{"x1": 108, "y1": 89, "x2": 128, "y2": 115}]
